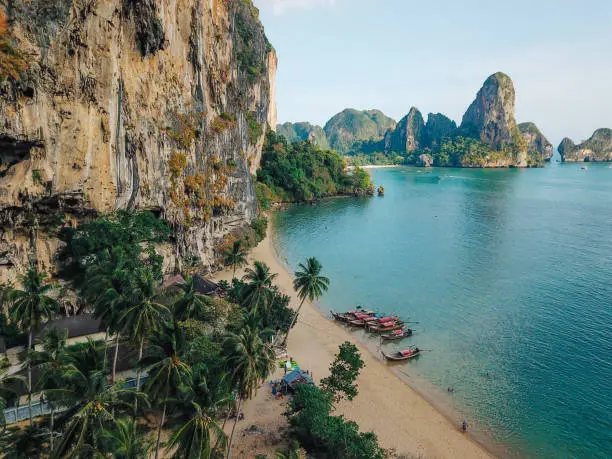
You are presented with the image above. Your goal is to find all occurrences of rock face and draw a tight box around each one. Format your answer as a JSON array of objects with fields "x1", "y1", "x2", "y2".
[
  {"x1": 424, "y1": 113, "x2": 457, "y2": 148},
  {"x1": 276, "y1": 122, "x2": 330, "y2": 150},
  {"x1": 460, "y1": 73, "x2": 522, "y2": 148},
  {"x1": 383, "y1": 107, "x2": 425, "y2": 153},
  {"x1": 519, "y1": 122, "x2": 553, "y2": 162},
  {"x1": 558, "y1": 129, "x2": 612, "y2": 162},
  {"x1": 324, "y1": 109, "x2": 395, "y2": 153},
  {"x1": 0, "y1": 0, "x2": 276, "y2": 282}
]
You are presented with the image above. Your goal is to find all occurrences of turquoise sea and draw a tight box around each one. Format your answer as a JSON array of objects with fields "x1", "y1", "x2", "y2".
[{"x1": 271, "y1": 164, "x2": 612, "y2": 459}]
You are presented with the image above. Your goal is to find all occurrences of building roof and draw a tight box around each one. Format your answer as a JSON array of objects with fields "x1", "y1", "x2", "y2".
[
  {"x1": 282, "y1": 370, "x2": 315, "y2": 388},
  {"x1": 192, "y1": 275, "x2": 220, "y2": 295}
]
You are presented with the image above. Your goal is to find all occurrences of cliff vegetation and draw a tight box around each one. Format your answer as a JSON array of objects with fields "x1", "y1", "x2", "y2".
[{"x1": 256, "y1": 131, "x2": 374, "y2": 204}]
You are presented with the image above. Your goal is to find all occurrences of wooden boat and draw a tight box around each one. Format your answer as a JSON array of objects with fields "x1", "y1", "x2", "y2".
[
  {"x1": 331, "y1": 311, "x2": 353, "y2": 322},
  {"x1": 380, "y1": 328, "x2": 413, "y2": 341},
  {"x1": 381, "y1": 347, "x2": 421, "y2": 361},
  {"x1": 366, "y1": 321, "x2": 405, "y2": 333},
  {"x1": 347, "y1": 316, "x2": 379, "y2": 327}
]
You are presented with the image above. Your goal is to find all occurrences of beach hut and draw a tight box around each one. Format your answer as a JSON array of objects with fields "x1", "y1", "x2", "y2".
[{"x1": 280, "y1": 370, "x2": 315, "y2": 393}]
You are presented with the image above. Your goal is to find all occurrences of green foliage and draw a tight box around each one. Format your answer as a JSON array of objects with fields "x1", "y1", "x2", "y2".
[
  {"x1": 31, "y1": 169, "x2": 42, "y2": 185},
  {"x1": 58, "y1": 210, "x2": 169, "y2": 284},
  {"x1": 320, "y1": 341, "x2": 364, "y2": 402},
  {"x1": 287, "y1": 384, "x2": 386, "y2": 459},
  {"x1": 251, "y1": 216, "x2": 268, "y2": 243},
  {"x1": 233, "y1": 0, "x2": 269, "y2": 82},
  {"x1": 246, "y1": 112, "x2": 263, "y2": 145},
  {"x1": 257, "y1": 131, "x2": 374, "y2": 202}
]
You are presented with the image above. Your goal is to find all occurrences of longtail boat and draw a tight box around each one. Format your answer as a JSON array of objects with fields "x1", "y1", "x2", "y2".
[
  {"x1": 366, "y1": 321, "x2": 405, "y2": 333},
  {"x1": 382, "y1": 347, "x2": 421, "y2": 361},
  {"x1": 380, "y1": 328, "x2": 413, "y2": 341},
  {"x1": 347, "y1": 316, "x2": 379, "y2": 327},
  {"x1": 331, "y1": 309, "x2": 377, "y2": 322}
]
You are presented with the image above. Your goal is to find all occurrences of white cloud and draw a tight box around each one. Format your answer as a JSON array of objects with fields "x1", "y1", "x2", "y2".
[{"x1": 255, "y1": 0, "x2": 336, "y2": 15}]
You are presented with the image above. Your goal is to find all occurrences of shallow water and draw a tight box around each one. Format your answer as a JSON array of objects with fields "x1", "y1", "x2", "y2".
[{"x1": 272, "y1": 164, "x2": 612, "y2": 459}]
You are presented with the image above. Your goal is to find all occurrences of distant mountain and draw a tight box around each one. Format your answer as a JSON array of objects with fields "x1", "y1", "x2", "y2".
[
  {"x1": 275, "y1": 73, "x2": 557, "y2": 168},
  {"x1": 383, "y1": 107, "x2": 425, "y2": 152},
  {"x1": 558, "y1": 128, "x2": 612, "y2": 162},
  {"x1": 519, "y1": 122, "x2": 553, "y2": 162},
  {"x1": 276, "y1": 122, "x2": 330, "y2": 149},
  {"x1": 323, "y1": 109, "x2": 396, "y2": 153}
]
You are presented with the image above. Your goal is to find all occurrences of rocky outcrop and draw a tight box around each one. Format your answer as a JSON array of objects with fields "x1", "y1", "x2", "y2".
[
  {"x1": 424, "y1": 113, "x2": 457, "y2": 148},
  {"x1": 383, "y1": 107, "x2": 425, "y2": 153},
  {"x1": 276, "y1": 122, "x2": 330, "y2": 150},
  {"x1": 519, "y1": 122, "x2": 553, "y2": 162},
  {"x1": 0, "y1": 0, "x2": 276, "y2": 283},
  {"x1": 324, "y1": 109, "x2": 395, "y2": 153},
  {"x1": 417, "y1": 154, "x2": 433, "y2": 167},
  {"x1": 558, "y1": 129, "x2": 612, "y2": 162}
]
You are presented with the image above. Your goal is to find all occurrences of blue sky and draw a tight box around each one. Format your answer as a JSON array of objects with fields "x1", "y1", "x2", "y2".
[{"x1": 253, "y1": 0, "x2": 612, "y2": 144}]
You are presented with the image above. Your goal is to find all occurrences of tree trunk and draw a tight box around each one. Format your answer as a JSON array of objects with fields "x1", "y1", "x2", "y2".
[
  {"x1": 232, "y1": 264, "x2": 236, "y2": 279},
  {"x1": 111, "y1": 332, "x2": 120, "y2": 383},
  {"x1": 134, "y1": 337, "x2": 144, "y2": 416},
  {"x1": 49, "y1": 407, "x2": 55, "y2": 452},
  {"x1": 283, "y1": 298, "x2": 305, "y2": 346},
  {"x1": 27, "y1": 330, "x2": 32, "y2": 426},
  {"x1": 102, "y1": 327, "x2": 110, "y2": 374},
  {"x1": 155, "y1": 383, "x2": 170, "y2": 459},
  {"x1": 226, "y1": 395, "x2": 242, "y2": 459}
]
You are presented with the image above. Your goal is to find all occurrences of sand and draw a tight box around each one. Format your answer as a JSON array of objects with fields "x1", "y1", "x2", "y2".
[{"x1": 214, "y1": 225, "x2": 494, "y2": 459}]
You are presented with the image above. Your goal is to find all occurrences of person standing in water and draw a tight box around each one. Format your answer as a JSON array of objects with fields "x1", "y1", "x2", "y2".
[{"x1": 462, "y1": 420, "x2": 468, "y2": 432}]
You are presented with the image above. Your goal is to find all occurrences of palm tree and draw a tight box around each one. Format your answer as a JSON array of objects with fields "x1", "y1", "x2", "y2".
[
  {"x1": 283, "y1": 257, "x2": 329, "y2": 345},
  {"x1": 84, "y1": 247, "x2": 131, "y2": 383},
  {"x1": 166, "y1": 401, "x2": 227, "y2": 459},
  {"x1": 35, "y1": 328, "x2": 68, "y2": 452},
  {"x1": 8, "y1": 265, "x2": 59, "y2": 425},
  {"x1": 100, "y1": 418, "x2": 153, "y2": 459},
  {"x1": 120, "y1": 269, "x2": 169, "y2": 414},
  {"x1": 140, "y1": 322, "x2": 193, "y2": 459},
  {"x1": 171, "y1": 276, "x2": 213, "y2": 322},
  {"x1": 222, "y1": 325, "x2": 275, "y2": 458},
  {"x1": 223, "y1": 240, "x2": 247, "y2": 279},
  {"x1": 240, "y1": 261, "x2": 277, "y2": 314},
  {"x1": 49, "y1": 339, "x2": 142, "y2": 458}
]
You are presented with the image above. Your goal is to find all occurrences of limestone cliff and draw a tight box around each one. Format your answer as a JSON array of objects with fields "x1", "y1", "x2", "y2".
[
  {"x1": 460, "y1": 72, "x2": 527, "y2": 166},
  {"x1": 0, "y1": 0, "x2": 276, "y2": 282},
  {"x1": 424, "y1": 113, "x2": 457, "y2": 148},
  {"x1": 558, "y1": 129, "x2": 612, "y2": 162},
  {"x1": 276, "y1": 122, "x2": 330, "y2": 150},
  {"x1": 519, "y1": 122, "x2": 553, "y2": 162},
  {"x1": 383, "y1": 107, "x2": 425, "y2": 153},
  {"x1": 324, "y1": 108, "x2": 395, "y2": 153}
]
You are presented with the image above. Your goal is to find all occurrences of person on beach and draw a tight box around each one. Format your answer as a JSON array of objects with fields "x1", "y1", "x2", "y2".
[{"x1": 462, "y1": 420, "x2": 468, "y2": 432}]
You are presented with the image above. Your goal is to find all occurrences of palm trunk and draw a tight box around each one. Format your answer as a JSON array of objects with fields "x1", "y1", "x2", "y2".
[
  {"x1": 111, "y1": 332, "x2": 120, "y2": 383},
  {"x1": 232, "y1": 264, "x2": 236, "y2": 279},
  {"x1": 102, "y1": 327, "x2": 110, "y2": 374},
  {"x1": 226, "y1": 395, "x2": 242, "y2": 459},
  {"x1": 134, "y1": 337, "x2": 144, "y2": 416},
  {"x1": 49, "y1": 407, "x2": 55, "y2": 452},
  {"x1": 282, "y1": 298, "x2": 305, "y2": 346},
  {"x1": 27, "y1": 330, "x2": 32, "y2": 426},
  {"x1": 155, "y1": 383, "x2": 170, "y2": 459}
]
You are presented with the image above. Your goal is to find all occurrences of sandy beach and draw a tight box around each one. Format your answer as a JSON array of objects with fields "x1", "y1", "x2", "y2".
[{"x1": 214, "y1": 223, "x2": 493, "y2": 459}]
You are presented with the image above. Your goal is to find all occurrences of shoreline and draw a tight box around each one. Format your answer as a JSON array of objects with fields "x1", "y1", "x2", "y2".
[{"x1": 214, "y1": 219, "x2": 499, "y2": 458}]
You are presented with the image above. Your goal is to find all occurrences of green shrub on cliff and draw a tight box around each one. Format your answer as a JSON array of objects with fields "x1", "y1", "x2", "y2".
[{"x1": 256, "y1": 131, "x2": 374, "y2": 202}]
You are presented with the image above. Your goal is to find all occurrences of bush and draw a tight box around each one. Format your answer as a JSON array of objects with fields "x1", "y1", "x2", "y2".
[{"x1": 251, "y1": 217, "x2": 267, "y2": 243}]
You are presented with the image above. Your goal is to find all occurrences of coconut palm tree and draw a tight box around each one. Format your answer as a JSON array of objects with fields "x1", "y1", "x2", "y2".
[
  {"x1": 240, "y1": 261, "x2": 277, "y2": 314},
  {"x1": 35, "y1": 328, "x2": 68, "y2": 452},
  {"x1": 166, "y1": 401, "x2": 227, "y2": 459},
  {"x1": 283, "y1": 257, "x2": 329, "y2": 345},
  {"x1": 8, "y1": 265, "x2": 59, "y2": 425},
  {"x1": 222, "y1": 324, "x2": 275, "y2": 458},
  {"x1": 100, "y1": 417, "x2": 153, "y2": 459},
  {"x1": 140, "y1": 322, "x2": 192, "y2": 459},
  {"x1": 171, "y1": 276, "x2": 213, "y2": 322},
  {"x1": 120, "y1": 268, "x2": 170, "y2": 414},
  {"x1": 49, "y1": 339, "x2": 142, "y2": 458},
  {"x1": 84, "y1": 247, "x2": 132, "y2": 383},
  {"x1": 223, "y1": 240, "x2": 247, "y2": 279}
]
